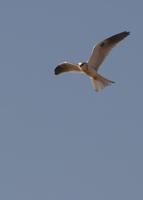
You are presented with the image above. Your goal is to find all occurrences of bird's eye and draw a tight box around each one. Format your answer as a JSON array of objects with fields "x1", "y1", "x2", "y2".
[{"x1": 79, "y1": 62, "x2": 84, "y2": 66}]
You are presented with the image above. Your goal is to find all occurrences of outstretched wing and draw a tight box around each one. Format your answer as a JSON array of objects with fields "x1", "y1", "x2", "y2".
[
  {"x1": 55, "y1": 62, "x2": 81, "y2": 75},
  {"x1": 88, "y1": 31, "x2": 130, "y2": 71}
]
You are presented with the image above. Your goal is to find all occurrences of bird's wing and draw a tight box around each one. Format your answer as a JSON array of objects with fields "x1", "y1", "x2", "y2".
[
  {"x1": 55, "y1": 62, "x2": 81, "y2": 75},
  {"x1": 87, "y1": 31, "x2": 130, "y2": 71}
]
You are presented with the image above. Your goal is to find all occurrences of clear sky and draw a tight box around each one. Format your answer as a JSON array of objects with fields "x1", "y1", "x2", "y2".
[{"x1": 0, "y1": 0, "x2": 143, "y2": 199}]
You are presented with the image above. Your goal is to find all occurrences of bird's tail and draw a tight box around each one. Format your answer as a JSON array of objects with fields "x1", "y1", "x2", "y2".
[{"x1": 91, "y1": 73, "x2": 115, "y2": 91}]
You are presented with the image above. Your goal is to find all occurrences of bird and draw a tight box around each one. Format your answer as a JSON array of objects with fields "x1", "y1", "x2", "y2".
[{"x1": 54, "y1": 31, "x2": 130, "y2": 91}]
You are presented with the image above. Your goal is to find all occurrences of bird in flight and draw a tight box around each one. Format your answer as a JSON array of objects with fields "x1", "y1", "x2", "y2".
[{"x1": 54, "y1": 31, "x2": 130, "y2": 91}]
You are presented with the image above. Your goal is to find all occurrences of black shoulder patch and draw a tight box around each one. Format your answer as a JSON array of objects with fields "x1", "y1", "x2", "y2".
[{"x1": 100, "y1": 42, "x2": 105, "y2": 47}]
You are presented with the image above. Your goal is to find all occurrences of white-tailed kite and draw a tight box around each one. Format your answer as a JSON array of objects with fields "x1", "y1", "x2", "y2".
[{"x1": 55, "y1": 31, "x2": 130, "y2": 91}]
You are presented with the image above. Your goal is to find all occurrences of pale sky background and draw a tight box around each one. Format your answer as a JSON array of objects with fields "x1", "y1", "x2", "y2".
[{"x1": 0, "y1": 0, "x2": 143, "y2": 200}]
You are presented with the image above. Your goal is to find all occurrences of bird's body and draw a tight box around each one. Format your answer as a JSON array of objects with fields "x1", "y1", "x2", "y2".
[
  {"x1": 78, "y1": 63, "x2": 115, "y2": 91},
  {"x1": 54, "y1": 31, "x2": 130, "y2": 91}
]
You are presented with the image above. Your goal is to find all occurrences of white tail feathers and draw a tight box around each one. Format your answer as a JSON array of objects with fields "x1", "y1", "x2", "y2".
[{"x1": 91, "y1": 73, "x2": 115, "y2": 91}]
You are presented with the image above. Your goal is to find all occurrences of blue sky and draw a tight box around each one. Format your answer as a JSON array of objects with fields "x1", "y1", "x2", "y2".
[{"x1": 0, "y1": 0, "x2": 143, "y2": 199}]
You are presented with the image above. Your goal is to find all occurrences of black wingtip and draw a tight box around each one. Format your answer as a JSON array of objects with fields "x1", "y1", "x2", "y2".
[
  {"x1": 118, "y1": 31, "x2": 130, "y2": 38},
  {"x1": 124, "y1": 31, "x2": 130, "y2": 36},
  {"x1": 54, "y1": 65, "x2": 61, "y2": 75},
  {"x1": 107, "y1": 31, "x2": 130, "y2": 44}
]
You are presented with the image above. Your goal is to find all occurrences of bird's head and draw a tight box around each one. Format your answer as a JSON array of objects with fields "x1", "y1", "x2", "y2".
[{"x1": 78, "y1": 62, "x2": 88, "y2": 67}]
